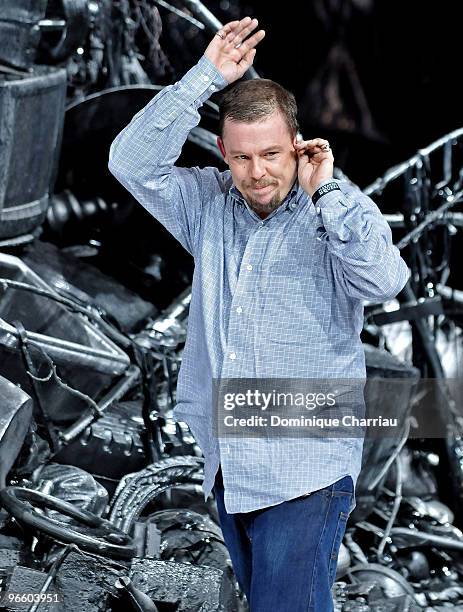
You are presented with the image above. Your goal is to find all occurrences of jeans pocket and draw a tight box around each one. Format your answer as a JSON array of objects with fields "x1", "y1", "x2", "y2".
[{"x1": 328, "y1": 510, "x2": 349, "y2": 585}]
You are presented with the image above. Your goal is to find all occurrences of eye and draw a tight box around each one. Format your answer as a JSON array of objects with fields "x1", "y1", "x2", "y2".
[
  {"x1": 235, "y1": 155, "x2": 249, "y2": 160},
  {"x1": 265, "y1": 152, "x2": 278, "y2": 157}
]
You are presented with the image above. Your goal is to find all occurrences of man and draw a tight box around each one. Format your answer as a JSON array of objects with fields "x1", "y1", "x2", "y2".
[{"x1": 108, "y1": 17, "x2": 409, "y2": 611}]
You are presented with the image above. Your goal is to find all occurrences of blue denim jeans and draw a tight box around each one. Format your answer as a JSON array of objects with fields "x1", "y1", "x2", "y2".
[{"x1": 214, "y1": 469, "x2": 353, "y2": 612}]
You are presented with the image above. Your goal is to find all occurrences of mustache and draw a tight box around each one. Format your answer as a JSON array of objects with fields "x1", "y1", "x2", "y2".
[{"x1": 246, "y1": 181, "x2": 277, "y2": 189}]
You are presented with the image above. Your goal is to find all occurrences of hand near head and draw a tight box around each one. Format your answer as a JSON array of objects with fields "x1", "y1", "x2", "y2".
[
  {"x1": 204, "y1": 17, "x2": 265, "y2": 84},
  {"x1": 294, "y1": 138, "x2": 334, "y2": 197}
]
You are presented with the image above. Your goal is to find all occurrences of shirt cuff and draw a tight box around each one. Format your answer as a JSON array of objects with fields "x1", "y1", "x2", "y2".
[
  {"x1": 199, "y1": 55, "x2": 230, "y2": 88},
  {"x1": 182, "y1": 55, "x2": 229, "y2": 102}
]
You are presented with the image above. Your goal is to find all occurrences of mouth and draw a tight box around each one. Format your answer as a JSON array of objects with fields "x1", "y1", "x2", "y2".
[{"x1": 251, "y1": 184, "x2": 275, "y2": 193}]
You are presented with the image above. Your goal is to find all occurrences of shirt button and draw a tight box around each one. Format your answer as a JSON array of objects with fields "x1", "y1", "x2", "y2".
[
  {"x1": 316, "y1": 206, "x2": 321, "y2": 214},
  {"x1": 236, "y1": 306, "x2": 243, "y2": 314},
  {"x1": 202, "y1": 75, "x2": 210, "y2": 82},
  {"x1": 246, "y1": 264, "x2": 253, "y2": 271},
  {"x1": 259, "y1": 221, "x2": 264, "y2": 227},
  {"x1": 229, "y1": 352, "x2": 237, "y2": 360},
  {"x1": 289, "y1": 202, "x2": 296, "y2": 210},
  {"x1": 209, "y1": 84, "x2": 216, "y2": 91}
]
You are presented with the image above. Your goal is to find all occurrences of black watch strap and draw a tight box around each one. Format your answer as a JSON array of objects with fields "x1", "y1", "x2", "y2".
[{"x1": 311, "y1": 181, "x2": 341, "y2": 205}]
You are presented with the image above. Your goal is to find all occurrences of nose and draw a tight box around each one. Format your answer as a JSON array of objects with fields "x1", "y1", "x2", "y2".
[{"x1": 249, "y1": 157, "x2": 266, "y2": 181}]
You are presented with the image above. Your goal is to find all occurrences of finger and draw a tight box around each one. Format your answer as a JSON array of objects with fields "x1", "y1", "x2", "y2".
[
  {"x1": 295, "y1": 138, "x2": 327, "y2": 148},
  {"x1": 295, "y1": 139, "x2": 332, "y2": 155},
  {"x1": 231, "y1": 17, "x2": 259, "y2": 45},
  {"x1": 222, "y1": 20, "x2": 240, "y2": 30},
  {"x1": 296, "y1": 146, "x2": 333, "y2": 163},
  {"x1": 300, "y1": 138, "x2": 328, "y2": 144},
  {"x1": 221, "y1": 20, "x2": 240, "y2": 33},
  {"x1": 215, "y1": 20, "x2": 239, "y2": 41},
  {"x1": 237, "y1": 48, "x2": 257, "y2": 73},
  {"x1": 305, "y1": 138, "x2": 331, "y2": 150},
  {"x1": 296, "y1": 147, "x2": 324, "y2": 157},
  {"x1": 294, "y1": 140, "x2": 313, "y2": 154},
  {"x1": 228, "y1": 16, "x2": 253, "y2": 41},
  {"x1": 294, "y1": 139, "x2": 311, "y2": 149},
  {"x1": 298, "y1": 150, "x2": 333, "y2": 161},
  {"x1": 235, "y1": 28, "x2": 265, "y2": 54}
]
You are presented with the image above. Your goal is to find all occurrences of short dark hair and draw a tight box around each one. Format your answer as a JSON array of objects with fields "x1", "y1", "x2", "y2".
[{"x1": 218, "y1": 78, "x2": 299, "y2": 138}]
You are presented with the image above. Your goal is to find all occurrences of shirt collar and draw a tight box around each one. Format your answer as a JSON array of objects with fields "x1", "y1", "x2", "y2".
[{"x1": 284, "y1": 179, "x2": 304, "y2": 211}]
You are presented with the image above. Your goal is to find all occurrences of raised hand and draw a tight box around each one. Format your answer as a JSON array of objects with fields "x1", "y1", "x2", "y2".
[
  {"x1": 204, "y1": 17, "x2": 265, "y2": 84},
  {"x1": 294, "y1": 138, "x2": 334, "y2": 197}
]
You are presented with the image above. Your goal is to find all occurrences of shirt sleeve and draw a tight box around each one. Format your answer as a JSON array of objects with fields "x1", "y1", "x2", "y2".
[
  {"x1": 107, "y1": 55, "x2": 229, "y2": 256},
  {"x1": 314, "y1": 179, "x2": 410, "y2": 302}
]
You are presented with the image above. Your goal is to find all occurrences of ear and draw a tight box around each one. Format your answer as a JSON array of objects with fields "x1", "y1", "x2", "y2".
[{"x1": 217, "y1": 136, "x2": 227, "y2": 161}]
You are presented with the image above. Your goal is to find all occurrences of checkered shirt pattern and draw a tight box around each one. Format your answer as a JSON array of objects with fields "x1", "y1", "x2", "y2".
[{"x1": 108, "y1": 56, "x2": 410, "y2": 513}]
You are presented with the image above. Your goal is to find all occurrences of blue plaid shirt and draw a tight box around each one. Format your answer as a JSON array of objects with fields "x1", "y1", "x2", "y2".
[{"x1": 108, "y1": 56, "x2": 410, "y2": 513}]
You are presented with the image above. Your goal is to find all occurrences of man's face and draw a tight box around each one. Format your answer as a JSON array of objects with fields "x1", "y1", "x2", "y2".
[{"x1": 217, "y1": 111, "x2": 298, "y2": 218}]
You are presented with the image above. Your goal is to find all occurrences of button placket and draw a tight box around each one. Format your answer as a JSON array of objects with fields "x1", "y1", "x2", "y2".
[{"x1": 224, "y1": 227, "x2": 266, "y2": 376}]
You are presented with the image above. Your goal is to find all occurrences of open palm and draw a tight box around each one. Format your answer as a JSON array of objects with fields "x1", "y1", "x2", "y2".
[{"x1": 204, "y1": 17, "x2": 265, "y2": 84}]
